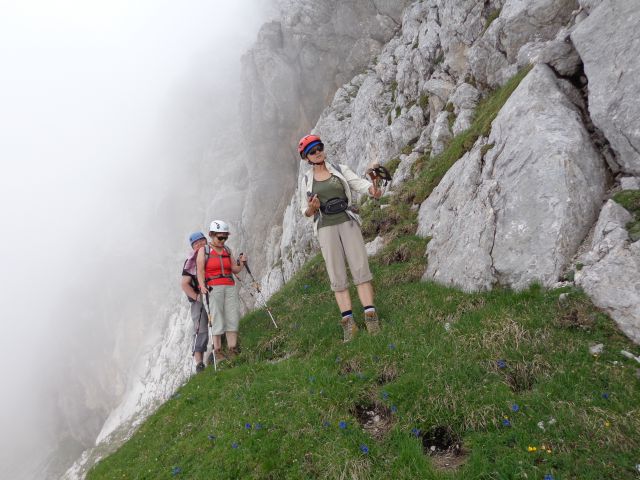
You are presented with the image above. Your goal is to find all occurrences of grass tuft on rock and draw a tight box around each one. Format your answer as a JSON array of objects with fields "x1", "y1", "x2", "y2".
[{"x1": 612, "y1": 189, "x2": 640, "y2": 241}]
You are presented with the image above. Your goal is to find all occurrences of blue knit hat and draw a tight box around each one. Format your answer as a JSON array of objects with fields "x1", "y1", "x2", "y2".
[{"x1": 189, "y1": 231, "x2": 206, "y2": 246}]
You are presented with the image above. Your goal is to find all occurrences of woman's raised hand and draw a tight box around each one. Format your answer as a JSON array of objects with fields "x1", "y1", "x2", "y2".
[{"x1": 307, "y1": 193, "x2": 320, "y2": 212}]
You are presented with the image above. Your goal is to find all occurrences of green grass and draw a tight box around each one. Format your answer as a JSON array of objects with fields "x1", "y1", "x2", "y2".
[
  {"x1": 612, "y1": 190, "x2": 640, "y2": 241},
  {"x1": 87, "y1": 240, "x2": 640, "y2": 479},
  {"x1": 87, "y1": 66, "x2": 639, "y2": 479}
]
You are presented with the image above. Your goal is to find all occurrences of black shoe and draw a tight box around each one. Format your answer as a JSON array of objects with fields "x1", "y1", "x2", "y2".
[
  {"x1": 196, "y1": 362, "x2": 205, "y2": 373},
  {"x1": 206, "y1": 352, "x2": 215, "y2": 366}
]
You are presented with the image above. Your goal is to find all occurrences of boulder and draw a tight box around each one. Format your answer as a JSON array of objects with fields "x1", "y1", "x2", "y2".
[
  {"x1": 576, "y1": 200, "x2": 640, "y2": 344},
  {"x1": 430, "y1": 111, "x2": 453, "y2": 156},
  {"x1": 516, "y1": 28, "x2": 582, "y2": 77},
  {"x1": 469, "y1": 0, "x2": 578, "y2": 87},
  {"x1": 571, "y1": 0, "x2": 640, "y2": 175},
  {"x1": 620, "y1": 177, "x2": 640, "y2": 191},
  {"x1": 418, "y1": 65, "x2": 606, "y2": 291}
]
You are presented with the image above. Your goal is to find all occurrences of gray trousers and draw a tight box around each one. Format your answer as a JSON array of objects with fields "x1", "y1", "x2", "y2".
[{"x1": 190, "y1": 300, "x2": 209, "y2": 354}]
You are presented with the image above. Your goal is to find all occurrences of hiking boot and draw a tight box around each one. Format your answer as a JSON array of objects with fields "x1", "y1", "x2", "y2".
[
  {"x1": 213, "y1": 349, "x2": 226, "y2": 362},
  {"x1": 364, "y1": 311, "x2": 380, "y2": 334},
  {"x1": 340, "y1": 315, "x2": 358, "y2": 343},
  {"x1": 196, "y1": 362, "x2": 205, "y2": 373},
  {"x1": 227, "y1": 346, "x2": 240, "y2": 360}
]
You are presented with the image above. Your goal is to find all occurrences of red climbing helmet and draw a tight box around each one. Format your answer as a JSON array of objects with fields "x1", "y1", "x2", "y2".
[{"x1": 298, "y1": 134, "x2": 323, "y2": 159}]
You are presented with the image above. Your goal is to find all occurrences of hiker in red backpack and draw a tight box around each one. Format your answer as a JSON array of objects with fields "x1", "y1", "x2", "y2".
[
  {"x1": 181, "y1": 232, "x2": 209, "y2": 373},
  {"x1": 196, "y1": 220, "x2": 246, "y2": 361},
  {"x1": 298, "y1": 134, "x2": 382, "y2": 342}
]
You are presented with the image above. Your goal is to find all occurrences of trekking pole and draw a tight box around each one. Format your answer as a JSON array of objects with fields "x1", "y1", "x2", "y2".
[
  {"x1": 202, "y1": 292, "x2": 217, "y2": 372},
  {"x1": 239, "y1": 258, "x2": 279, "y2": 329}
]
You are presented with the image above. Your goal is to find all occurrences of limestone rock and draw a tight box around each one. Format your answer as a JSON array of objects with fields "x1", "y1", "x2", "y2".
[
  {"x1": 470, "y1": 0, "x2": 578, "y2": 87},
  {"x1": 418, "y1": 65, "x2": 606, "y2": 291},
  {"x1": 366, "y1": 236, "x2": 386, "y2": 256},
  {"x1": 449, "y1": 83, "x2": 480, "y2": 113},
  {"x1": 517, "y1": 28, "x2": 582, "y2": 77},
  {"x1": 571, "y1": 0, "x2": 640, "y2": 175},
  {"x1": 620, "y1": 177, "x2": 640, "y2": 191},
  {"x1": 392, "y1": 152, "x2": 421, "y2": 187},
  {"x1": 430, "y1": 111, "x2": 453, "y2": 156},
  {"x1": 576, "y1": 200, "x2": 640, "y2": 344}
]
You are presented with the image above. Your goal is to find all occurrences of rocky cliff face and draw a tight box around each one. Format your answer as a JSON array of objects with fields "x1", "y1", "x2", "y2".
[
  {"x1": 254, "y1": 0, "x2": 640, "y2": 346},
  {"x1": 238, "y1": 0, "x2": 413, "y2": 276}
]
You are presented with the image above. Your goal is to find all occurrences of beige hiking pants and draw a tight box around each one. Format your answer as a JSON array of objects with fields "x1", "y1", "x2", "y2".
[{"x1": 317, "y1": 220, "x2": 373, "y2": 291}]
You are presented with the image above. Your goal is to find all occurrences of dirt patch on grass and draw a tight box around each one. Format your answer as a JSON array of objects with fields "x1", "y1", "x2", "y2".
[
  {"x1": 420, "y1": 425, "x2": 468, "y2": 471},
  {"x1": 352, "y1": 401, "x2": 394, "y2": 440},
  {"x1": 256, "y1": 333, "x2": 290, "y2": 362},
  {"x1": 339, "y1": 358, "x2": 362, "y2": 376},
  {"x1": 379, "y1": 242, "x2": 414, "y2": 265},
  {"x1": 500, "y1": 359, "x2": 551, "y2": 393},
  {"x1": 376, "y1": 363, "x2": 400, "y2": 385},
  {"x1": 555, "y1": 297, "x2": 597, "y2": 332}
]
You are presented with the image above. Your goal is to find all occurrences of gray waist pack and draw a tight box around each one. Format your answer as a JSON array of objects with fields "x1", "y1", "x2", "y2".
[{"x1": 321, "y1": 197, "x2": 349, "y2": 214}]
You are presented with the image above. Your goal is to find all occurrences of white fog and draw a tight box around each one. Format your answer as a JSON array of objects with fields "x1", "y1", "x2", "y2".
[{"x1": 0, "y1": 1, "x2": 272, "y2": 477}]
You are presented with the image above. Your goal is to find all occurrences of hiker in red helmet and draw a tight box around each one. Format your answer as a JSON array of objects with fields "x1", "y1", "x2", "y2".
[{"x1": 297, "y1": 134, "x2": 382, "y2": 342}]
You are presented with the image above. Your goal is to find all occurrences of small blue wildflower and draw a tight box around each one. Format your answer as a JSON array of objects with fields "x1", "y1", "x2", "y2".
[
  {"x1": 496, "y1": 359, "x2": 507, "y2": 369},
  {"x1": 232, "y1": 442, "x2": 239, "y2": 449},
  {"x1": 303, "y1": 284, "x2": 310, "y2": 290},
  {"x1": 502, "y1": 419, "x2": 511, "y2": 427},
  {"x1": 391, "y1": 405, "x2": 398, "y2": 413},
  {"x1": 309, "y1": 376, "x2": 316, "y2": 383},
  {"x1": 602, "y1": 392, "x2": 609, "y2": 400},
  {"x1": 208, "y1": 434, "x2": 216, "y2": 441},
  {"x1": 388, "y1": 343, "x2": 396, "y2": 350},
  {"x1": 335, "y1": 356, "x2": 341, "y2": 363},
  {"x1": 171, "y1": 466, "x2": 182, "y2": 476},
  {"x1": 322, "y1": 420, "x2": 330, "y2": 428},
  {"x1": 511, "y1": 404, "x2": 520, "y2": 412},
  {"x1": 339, "y1": 421, "x2": 347, "y2": 430},
  {"x1": 359, "y1": 444, "x2": 369, "y2": 454},
  {"x1": 382, "y1": 391, "x2": 389, "y2": 400},
  {"x1": 171, "y1": 393, "x2": 182, "y2": 399},
  {"x1": 543, "y1": 475, "x2": 554, "y2": 480},
  {"x1": 245, "y1": 423, "x2": 252, "y2": 429},
  {"x1": 411, "y1": 427, "x2": 421, "y2": 437}
]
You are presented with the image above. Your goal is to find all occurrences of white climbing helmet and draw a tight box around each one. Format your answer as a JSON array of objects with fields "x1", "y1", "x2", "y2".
[{"x1": 209, "y1": 219, "x2": 230, "y2": 234}]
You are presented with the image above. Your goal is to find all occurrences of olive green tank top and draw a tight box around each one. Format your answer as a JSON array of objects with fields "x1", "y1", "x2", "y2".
[{"x1": 312, "y1": 175, "x2": 350, "y2": 229}]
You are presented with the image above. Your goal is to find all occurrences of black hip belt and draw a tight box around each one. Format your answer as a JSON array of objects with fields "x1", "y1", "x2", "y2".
[{"x1": 320, "y1": 197, "x2": 349, "y2": 215}]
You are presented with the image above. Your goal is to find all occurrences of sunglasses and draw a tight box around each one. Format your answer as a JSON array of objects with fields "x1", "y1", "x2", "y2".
[
  {"x1": 307, "y1": 144, "x2": 324, "y2": 156},
  {"x1": 215, "y1": 236, "x2": 229, "y2": 241}
]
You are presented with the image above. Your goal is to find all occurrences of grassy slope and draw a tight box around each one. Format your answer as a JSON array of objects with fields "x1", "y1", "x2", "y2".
[{"x1": 88, "y1": 70, "x2": 640, "y2": 479}]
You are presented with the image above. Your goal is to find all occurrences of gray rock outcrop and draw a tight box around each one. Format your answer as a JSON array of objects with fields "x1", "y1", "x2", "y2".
[
  {"x1": 571, "y1": 0, "x2": 640, "y2": 175},
  {"x1": 417, "y1": 64, "x2": 606, "y2": 291},
  {"x1": 576, "y1": 200, "x2": 640, "y2": 343},
  {"x1": 239, "y1": 0, "x2": 413, "y2": 276}
]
